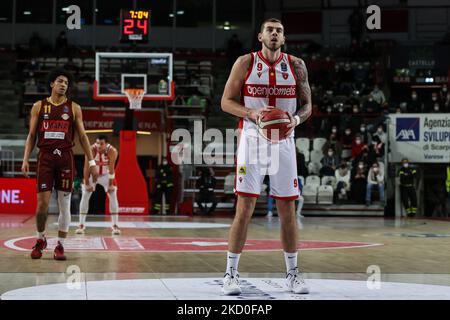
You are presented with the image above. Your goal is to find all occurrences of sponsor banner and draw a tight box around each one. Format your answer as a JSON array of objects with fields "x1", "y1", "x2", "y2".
[
  {"x1": 388, "y1": 113, "x2": 450, "y2": 163},
  {"x1": 243, "y1": 84, "x2": 296, "y2": 98},
  {"x1": 0, "y1": 178, "x2": 37, "y2": 214},
  {"x1": 1, "y1": 236, "x2": 382, "y2": 252},
  {"x1": 82, "y1": 109, "x2": 163, "y2": 131}
]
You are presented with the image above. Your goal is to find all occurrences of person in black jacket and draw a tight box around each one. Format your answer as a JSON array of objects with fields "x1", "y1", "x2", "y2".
[
  {"x1": 196, "y1": 167, "x2": 217, "y2": 215},
  {"x1": 398, "y1": 158, "x2": 417, "y2": 217}
]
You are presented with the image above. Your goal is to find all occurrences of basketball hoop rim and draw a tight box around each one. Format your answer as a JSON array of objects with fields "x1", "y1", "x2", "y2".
[{"x1": 92, "y1": 80, "x2": 176, "y2": 101}]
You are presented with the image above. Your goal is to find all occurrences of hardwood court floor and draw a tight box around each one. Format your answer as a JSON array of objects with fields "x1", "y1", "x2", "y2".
[{"x1": 0, "y1": 214, "x2": 450, "y2": 297}]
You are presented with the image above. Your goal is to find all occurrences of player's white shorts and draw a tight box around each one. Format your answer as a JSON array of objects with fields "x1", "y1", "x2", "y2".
[
  {"x1": 83, "y1": 174, "x2": 117, "y2": 193},
  {"x1": 234, "y1": 130, "x2": 299, "y2": 200}
]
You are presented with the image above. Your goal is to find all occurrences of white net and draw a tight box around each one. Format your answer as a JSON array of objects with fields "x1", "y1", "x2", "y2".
[{"x1": 124, "y1": 89, "x2": 145, "y2": 110}]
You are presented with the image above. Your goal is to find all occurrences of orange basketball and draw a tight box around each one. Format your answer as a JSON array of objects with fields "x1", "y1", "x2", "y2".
[{"x1": 257, "y1": 108, "x2": 291, "y2": 142}]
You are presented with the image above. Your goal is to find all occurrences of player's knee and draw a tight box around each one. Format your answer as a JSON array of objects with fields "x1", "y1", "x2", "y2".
[
  {"x1": 57, "y1": 191, "x2": 71, "y2": 232},
  {"x1": 36, "y1": 201, "x2": 49, "y2": 213}
]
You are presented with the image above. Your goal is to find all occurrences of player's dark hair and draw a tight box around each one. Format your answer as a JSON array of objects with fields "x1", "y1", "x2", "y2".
[
  {"x1": 47, "y1": 68, "x2": 73, "y2": 92},
  {"x1": 97, "y1": 135, "x2": 108, "y2": 142},
  {"x1": 260, "y1": 18, "x2": 283, "y2": 32}
]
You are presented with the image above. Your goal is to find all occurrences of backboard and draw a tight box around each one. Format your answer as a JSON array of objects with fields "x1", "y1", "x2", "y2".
[{"x1": 94, "y1": 52, "x2": 174, "y2": 101}]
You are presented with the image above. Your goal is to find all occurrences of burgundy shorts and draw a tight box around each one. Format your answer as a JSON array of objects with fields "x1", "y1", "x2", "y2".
[{"x1": 36, "y1": 148, "x2": 74, "y2": 193}]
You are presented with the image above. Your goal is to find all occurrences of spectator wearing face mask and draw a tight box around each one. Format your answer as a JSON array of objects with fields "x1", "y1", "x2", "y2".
[
  {"x1": 425, "y1": 92, "x2": 443, "y2": 113},
  {"x1": 335, "y1": 163, "x2": 351, "y2": 201},
  {"x1": 359, "y1": 123, "x2": 371, "y2": 145},
  {"x1": 349, "y1": 104, "x2": 363, "y2": 132},
  {"x1": 320, "y1": 148, "x2": 341, "y2": 176},
  {"x1": 398, "y1": 158, "x2": 417, "y2": 217},
  {"x1": 371, "y1": 135, "x2": 385, "y2": 159},
  {"x1": 406, "y1": 90, "x2": 423, "y2": 113},
  {"x1": 340, "y1": 128, "x2": 354, "y2": 160},
  {"x1": 324, "y1": 128, "x2": 342, "y2": 157},
  {"x1": 351, "y1": 161, "x2": 367, "y2": 204},
  {"x1": 362, "y1": 94, "x2": 380, "y2": 113},
  {"x1": 373, "y1": 125, "x2": 387, "y2": 144},
  {"x1": 370, "y1": 84, "x2": 386, "y2": 105},
  {"x1": 366, "y1": 162, "x2": 385, "y2": 206},
  {"x1": 351, "y1": 135, "x2": 367, "y2": 159}
]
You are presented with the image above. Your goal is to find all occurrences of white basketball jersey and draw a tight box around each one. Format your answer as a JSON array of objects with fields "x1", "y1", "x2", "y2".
[
  {"x1": 93, "y1": 144, "x2": 111, "y2": 175},
  {"x1": 241, "y1": 51, "x2": 298, "y2": 137}
]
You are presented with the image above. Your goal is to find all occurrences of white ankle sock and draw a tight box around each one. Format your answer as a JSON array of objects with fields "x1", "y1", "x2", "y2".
[
  {"x1": 284, "y1": 251, "x2": 298, "y2": 274},
  {"x1": 226, "y1": 252, "x2": 241, "y2": 277},
  {"x1": 58, "y1": 237, "x2": 65, "y2": 246},
  {"x1": 37, "y1": 232, "x2": 45, "y2": 240}
]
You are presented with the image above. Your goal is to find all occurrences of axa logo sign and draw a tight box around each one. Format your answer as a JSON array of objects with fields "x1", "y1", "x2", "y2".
[{"x1": 396, "y1": 117, "x2": 420, "y2": 141}]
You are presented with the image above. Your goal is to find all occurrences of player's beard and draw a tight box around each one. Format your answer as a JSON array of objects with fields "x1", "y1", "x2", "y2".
[{"x1": 263, "y1": 39, "x2": 282, "y2": 52}]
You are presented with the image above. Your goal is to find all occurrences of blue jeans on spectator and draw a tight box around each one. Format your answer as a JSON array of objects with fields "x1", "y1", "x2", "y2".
[{"x1": 366, "y1": 183, "x2": 385, "y2": 203}]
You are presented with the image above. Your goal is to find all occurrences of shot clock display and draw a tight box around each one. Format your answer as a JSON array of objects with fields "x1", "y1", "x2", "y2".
[{"x1": 120, "y1": 10, "x2": 150, "y2": 42}]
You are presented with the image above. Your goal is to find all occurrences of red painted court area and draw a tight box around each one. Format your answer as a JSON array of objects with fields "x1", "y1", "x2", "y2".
[{"x1": 1, "y1": 236, "x2": 382, "y2": 253}]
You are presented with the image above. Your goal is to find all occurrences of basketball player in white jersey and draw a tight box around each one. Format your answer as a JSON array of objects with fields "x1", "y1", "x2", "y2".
[
  {"x1": 221, "y1": 18, "x2": 312, "y2": 295},
  {"x1": 76, "y1": 135, "x2": 121, "y2": 235}
]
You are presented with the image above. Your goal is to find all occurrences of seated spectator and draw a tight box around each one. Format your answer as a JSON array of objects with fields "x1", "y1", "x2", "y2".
[
  {"x1": 349, "y1": 104, "x2": 362, "y2": 131},
  {"x1": 195, "y1": 168, "x2": 217, "y2": 215},
  {"x1": 372, "y1": 125, "x2": 387, "y2": 144},
  {"x1": 362, "y1": 94, "x2": 380, "y2": 113},
  {"x1": 370, "y1": 84, "x2": 386, "y2": 105},
  {"x1": 335, "y1": 163, "x2": 351, "y2": 201},
  {"x1": 340, "y1": 128, "x2": 354, "y2": 160},
  {"x1": 371, "y1": 135, "x2": 385, "y2": 159},
  {"x1": 351, "y1": 161, "x2": 368, "y2": 204},
  {"x1": 351, "y1": 135, "x2": 367, "y2": 159},
  {"x1": 366, "y1": 162, "x2": 385, "y2": 206},
  {"x1": 405, "y1": 90, "x2": 423, "y2": 113},
  {"x1": 320, "y1": 147, "x2": 340, "y2": 176},
  {"x1": 323, "y1": 130, "x2": 342, "y2": 157},
  {"x1": 424, "y1": 92, "x2": 442, "y2": 113},
  {"x1": 358, "y1": 123, "x2": 371, "y2": 145}
]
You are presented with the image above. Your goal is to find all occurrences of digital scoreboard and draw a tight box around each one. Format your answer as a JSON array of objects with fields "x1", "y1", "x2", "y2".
[{"x1": 120, "y1": 10, "x2": 150, "y2": 42}]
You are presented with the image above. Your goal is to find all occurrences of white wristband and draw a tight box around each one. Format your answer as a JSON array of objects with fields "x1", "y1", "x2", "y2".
[
  {"x1": 108, "y1": 173, "x2": 115, "y2": 179},
  {"x1": 88, "y1": 160, "x2": 96, "y2": 167},
  {"x1": 294, "y1": 115, "x2": 300, "y2": 126}
]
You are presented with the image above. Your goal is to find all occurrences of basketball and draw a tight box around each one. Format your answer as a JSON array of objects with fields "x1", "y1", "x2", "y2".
[{"x1": 257, "y1": 108, "x2": 291, "y2": 142}]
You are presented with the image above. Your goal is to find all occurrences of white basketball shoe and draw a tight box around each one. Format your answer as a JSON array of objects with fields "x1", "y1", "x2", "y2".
[
  {"x1": 222, "y1": 273, "x2": 242, "y2": 295},
  {"x1": 75, "y1": 224, "x2": 85, "y2": 235},
  {"x1": 286, "y1": 268, "x2": 310, "y2": 294}
]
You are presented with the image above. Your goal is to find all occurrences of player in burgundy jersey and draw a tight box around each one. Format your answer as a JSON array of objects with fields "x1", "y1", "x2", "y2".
[
  {"x1": 21, "y1": 68, "x2": 99, "y2": 260},
  {"x1": 221, "y1": 18, "x2": 312, "y2": 295},
  {"x1": 76, "y1": 135, "x2": 120, "y2": 235}
]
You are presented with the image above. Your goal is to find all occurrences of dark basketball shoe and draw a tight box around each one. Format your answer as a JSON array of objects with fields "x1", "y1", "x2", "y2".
[
  {"x1": 53, "y1": 241, "x2": 67, "y2": 261},
  {"x1": 31, "y1": 238, "x2": 47, "y2": 259}
]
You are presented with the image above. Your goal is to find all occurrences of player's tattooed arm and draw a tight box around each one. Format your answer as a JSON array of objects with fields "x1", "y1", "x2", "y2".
[{"x1": 292, "y1": 56, "x2": 312, "y2": 124}]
